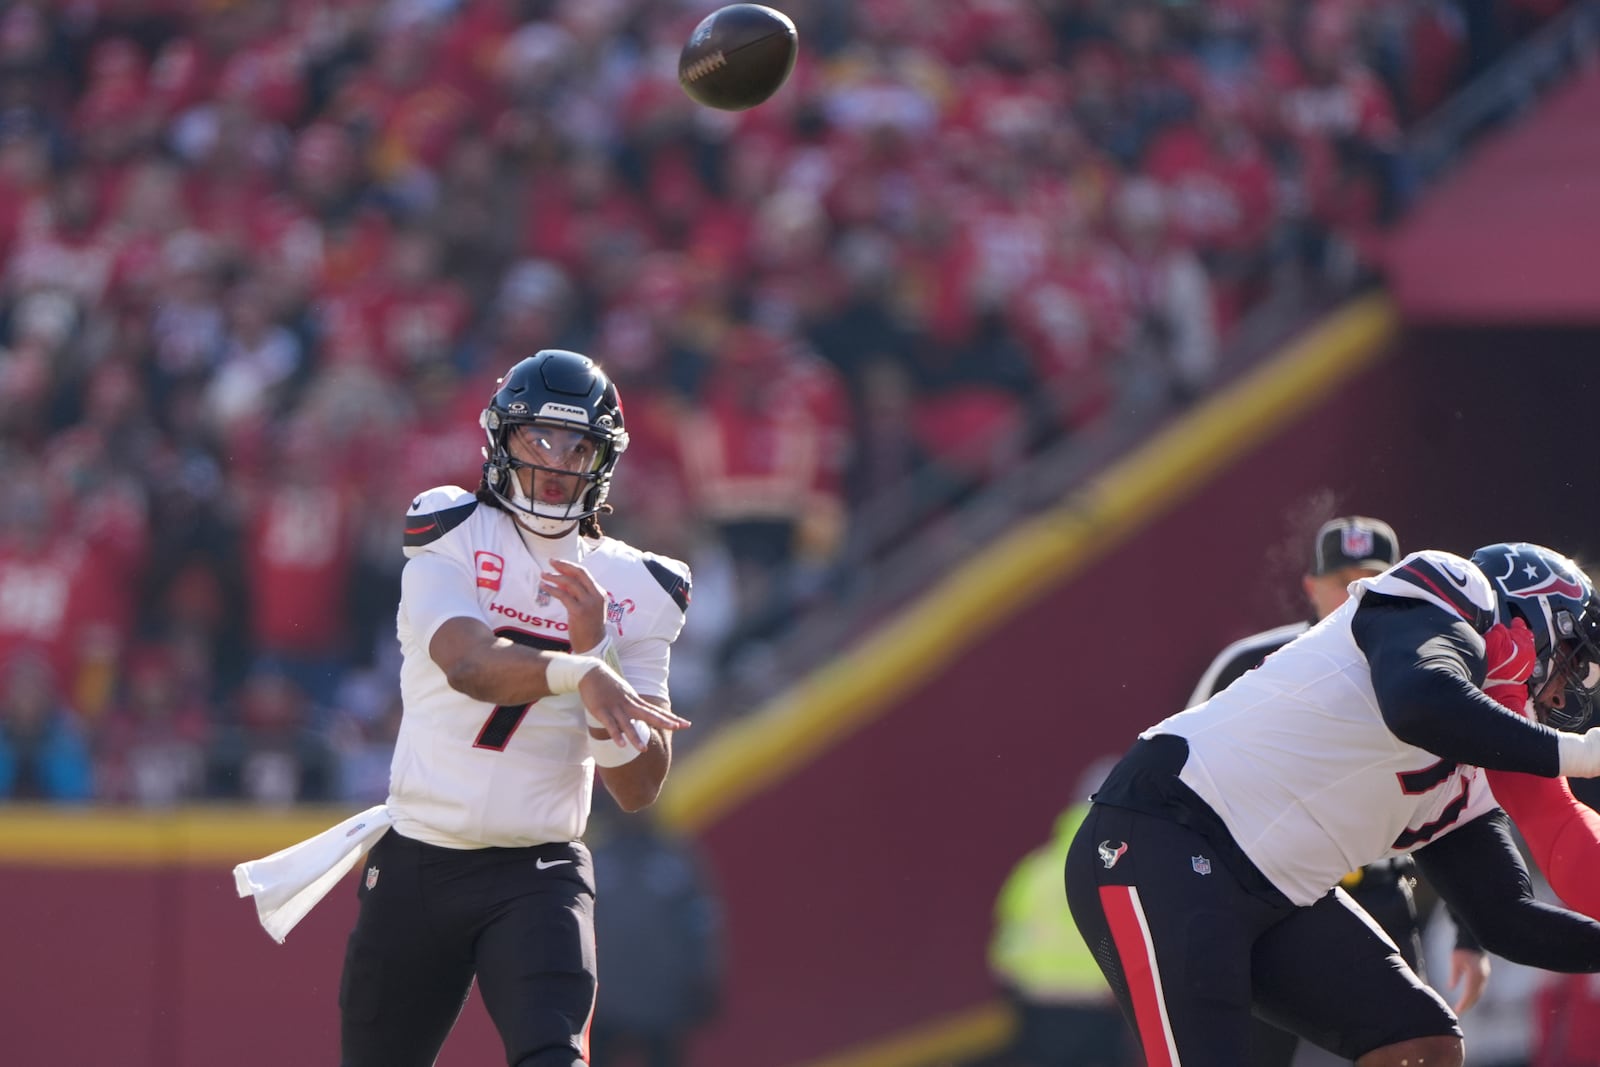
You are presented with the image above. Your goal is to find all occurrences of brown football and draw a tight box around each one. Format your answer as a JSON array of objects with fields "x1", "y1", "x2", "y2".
[{"x1": 678, "y1": 4, "x2": 798, "y2": 111}]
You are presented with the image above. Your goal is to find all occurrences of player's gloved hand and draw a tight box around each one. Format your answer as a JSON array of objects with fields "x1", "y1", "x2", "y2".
[
  {"x1": 1483, "y1": 618, "x2": 1536, "y2": 716},
  {"x1": 1557, "y1": 728, "x2": 1600, "y2": 778}
]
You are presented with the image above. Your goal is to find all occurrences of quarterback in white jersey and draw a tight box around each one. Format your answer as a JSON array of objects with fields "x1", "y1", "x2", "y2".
[
  {"x1": 392, "y1": 481, "x2": 689, "y2": 849},
  {"x1": 1066, "y1": 542, "x2": 1600, "y2": 1067},
  {"x1": 236, "y1": 350, "x2": 693, "y2": 1067}
]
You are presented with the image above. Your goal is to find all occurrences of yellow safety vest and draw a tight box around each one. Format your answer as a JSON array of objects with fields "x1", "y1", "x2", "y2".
[{"x1": 989, "y1": 803, "x2": 1114, "y2": 1001}]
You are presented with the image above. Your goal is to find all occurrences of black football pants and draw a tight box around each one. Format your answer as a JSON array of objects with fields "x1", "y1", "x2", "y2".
[
  {"x1": 339, "y1": 830, "x2": 597, "y2": 1067},
  {"x1": 1065, "y1": 803, "x2": 1458, "y2": 1067},
  {"x1": 1249, "y1": 860, "x2": 1423, "y2": 1067}
]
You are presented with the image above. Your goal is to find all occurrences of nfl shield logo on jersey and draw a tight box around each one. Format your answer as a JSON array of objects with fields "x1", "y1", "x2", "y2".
[
  {"x1": 606, "y1": 597, "x2": 636, "y2": 634},
  {"x1": 365, "y1": 865, "x2": 380, "y2": 890},
  {"x1": 1191, "y1": 855, "x2": 1212, "y2": 875}
]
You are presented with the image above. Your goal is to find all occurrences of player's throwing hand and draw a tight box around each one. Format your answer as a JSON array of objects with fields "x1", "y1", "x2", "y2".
[{"x1": 579, "y1": 664, "x2": 689, "y2": 749}]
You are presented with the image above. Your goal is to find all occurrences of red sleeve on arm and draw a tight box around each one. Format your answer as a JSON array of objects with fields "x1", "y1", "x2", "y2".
[{"x1": 1486, "y1": 767, "x2": 1600, "y2": 918}]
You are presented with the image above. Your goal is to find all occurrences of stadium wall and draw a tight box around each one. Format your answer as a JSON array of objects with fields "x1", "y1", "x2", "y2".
[{"x1": 2, "y1": 308, "x2": 1596, "y2": 1067}]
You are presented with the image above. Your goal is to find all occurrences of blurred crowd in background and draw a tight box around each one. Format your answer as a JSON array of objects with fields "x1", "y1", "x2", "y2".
[{"x1": 0, "y1": 0, "x2": 1569, "y2": 807}]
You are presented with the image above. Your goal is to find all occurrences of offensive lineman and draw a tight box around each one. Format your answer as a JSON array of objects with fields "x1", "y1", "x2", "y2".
[
  {"x1": 1066, "y1": 542, "x2": 1600, "y2": 1067},
  {"x1": 1186, "y1": 517, "x2": 1486, "y2": 1067},
  {"x1": 237, "y1": 350, "x2": 693, "y2": 1067}
]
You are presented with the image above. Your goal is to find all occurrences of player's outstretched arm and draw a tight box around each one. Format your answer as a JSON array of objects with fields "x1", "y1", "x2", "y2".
[{"x1": 1414, "y1": 810, "x2": 1600, "y2": 973}]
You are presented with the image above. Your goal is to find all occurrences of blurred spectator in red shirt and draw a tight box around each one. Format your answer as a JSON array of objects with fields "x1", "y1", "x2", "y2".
[
  {"x1": 75, "y1": 36, "x2": 163, "y2": 166},
  {"x1": 104, "y1": 155, "x2": 192, "y2": 317},
  {"x1": 1144, "y1": 76, "x2": 1280, "y2": 329},
  {"x1": 212, "y1": 0, "x2": 307, "y2": 128},
  {"x1": 393, "y1": 358, "x2": 488, "y2": 506},
  {"x1": 147, "y1": 32, "x2": 217, "y2": 122},
  {"x1": 7, "y1": 165, "x2": 113, "y2": 357},
  {"x1": 366, "y1": 227, "x2": 471, "y2": 374},
  {"x1": 0, "y1": 471, "x2": 112, "y2": 709},
  {"x1": 241, "y1": 418, "x2": 360, "y2": 712},
  {"x1": 681, "y1": 323, "x2": 851, "y2": 657}
]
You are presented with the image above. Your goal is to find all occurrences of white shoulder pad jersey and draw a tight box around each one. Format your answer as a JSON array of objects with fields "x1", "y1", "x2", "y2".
[
  {"x1": 1147, "y1": 550, "x2": 1499, "y2": 905},
  {"x1": 389, "y1": 486, "x2": 691, "y2": 849},
  {"x1": 1356, "y1": 549, "x2": 1497, "y2": 632}
]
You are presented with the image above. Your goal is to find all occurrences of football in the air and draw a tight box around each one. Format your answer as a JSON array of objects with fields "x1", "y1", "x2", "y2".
[{"x1": 678, "y1": 4, "x2": 798, "y2": 111}]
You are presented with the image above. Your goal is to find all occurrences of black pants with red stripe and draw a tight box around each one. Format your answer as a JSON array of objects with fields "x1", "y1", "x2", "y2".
[
  {"x1": 339, "y1": 830, "x2": 597, "y2": 1067},
  {"x1": 1064, "y1": 803, "x2": 1458, "y2": 1067}
]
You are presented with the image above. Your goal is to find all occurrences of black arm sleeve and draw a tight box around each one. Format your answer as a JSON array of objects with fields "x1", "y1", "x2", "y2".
[
  {"x1": 1448, "y1": 906, "x2": 1483, "y2": 953},
  {"x1": 1414, "y1": 809, "x2": 1600, "y2": 972},
  {"x1": 1352, "y1": 594, "x2": 1562, "y2": 776}
]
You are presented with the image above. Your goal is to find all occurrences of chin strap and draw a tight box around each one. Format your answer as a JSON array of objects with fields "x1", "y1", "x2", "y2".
[
  {"x1": 515, "y1": 512, "x2": 580, "y2": 539},
  {"x1": 506, "y1": 474, "x2": 583, "y2": 538}
]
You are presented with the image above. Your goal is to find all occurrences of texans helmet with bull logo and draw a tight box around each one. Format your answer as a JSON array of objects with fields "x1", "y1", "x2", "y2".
[{"x1": 1472, "y1": 541, "x2": 1600, "y2": 729}]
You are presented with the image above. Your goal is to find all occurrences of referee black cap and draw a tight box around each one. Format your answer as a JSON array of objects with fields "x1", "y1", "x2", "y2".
[{"x1": 1311, "y1": 517, "x2": 1399, "y2": 576}]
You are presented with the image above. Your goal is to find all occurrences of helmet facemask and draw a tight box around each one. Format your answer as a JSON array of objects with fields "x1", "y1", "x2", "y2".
[
  {"x1": 481, "y1": 411, "x2": 625, "y2": 536},
  {"x1": 1534, "y1": 599, "x2": 1600, "y2": 730}
]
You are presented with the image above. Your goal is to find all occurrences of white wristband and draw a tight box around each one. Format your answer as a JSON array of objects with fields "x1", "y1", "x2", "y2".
[
  {"x1": 545, "y1": 653, "x2": 605, "y2": 695},
  {"x1": 588, "y1": 724, "x2": 649, "y2": 767},
  {"x1": 1557, "y1": 729, "x2": 1600, "y2": 778}
]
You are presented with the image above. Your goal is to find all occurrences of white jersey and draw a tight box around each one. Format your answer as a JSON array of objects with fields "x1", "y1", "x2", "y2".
[
  {"x1": 1147, "y1": 549, "x2": 1500, "y2": 905},
  {"x1": 388, "y1": 485, "x2": 690, "y2": 849}
]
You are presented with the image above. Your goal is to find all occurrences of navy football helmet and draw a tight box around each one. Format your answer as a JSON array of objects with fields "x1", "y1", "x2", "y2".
[
  {"x1": 480, "y1": 350, "x2": 628, "y2": 533},
  {"x1": 1470, "y1": 542, "x2": 1600, "y2": 729}
]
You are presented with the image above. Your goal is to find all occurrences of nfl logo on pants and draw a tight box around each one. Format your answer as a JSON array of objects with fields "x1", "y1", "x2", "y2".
[
  {"x1": 1191, "y1": 855, "x2": 1212, "y2": 875},
  {"x1": 366, "y1": 866, "x2": 380, "y2": 890}
]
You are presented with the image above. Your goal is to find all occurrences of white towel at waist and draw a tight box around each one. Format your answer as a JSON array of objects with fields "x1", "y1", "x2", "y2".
[{"x1": 234, "y1": 805, "x2": 393, "y2": 943}]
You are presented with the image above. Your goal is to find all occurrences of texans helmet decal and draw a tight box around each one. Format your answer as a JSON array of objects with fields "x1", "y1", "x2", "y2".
[{"x1": 1479, "y1": 545, "x2": 1587, "y2": 600}]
